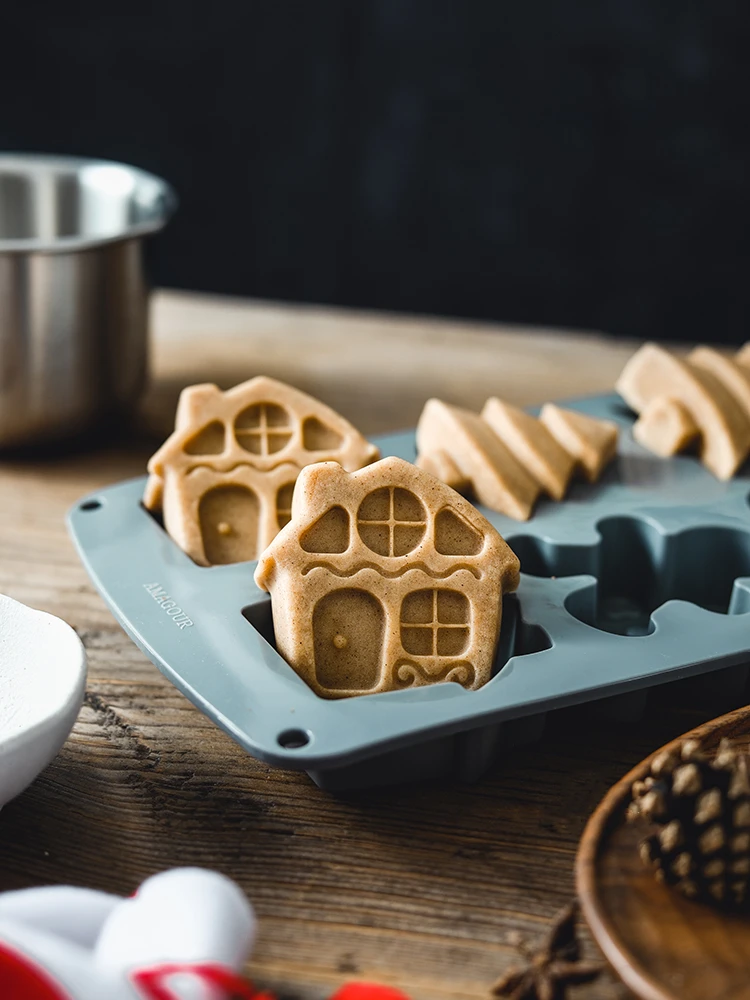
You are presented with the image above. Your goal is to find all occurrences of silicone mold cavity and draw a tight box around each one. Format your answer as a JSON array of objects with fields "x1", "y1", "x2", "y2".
[{"x1": 509, "y1": 517, "x2": 750, "y2": 636}]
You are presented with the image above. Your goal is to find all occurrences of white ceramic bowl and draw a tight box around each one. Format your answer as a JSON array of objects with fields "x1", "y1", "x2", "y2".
[{"x1": 0, "y1": 595, "x2": 86, "y2": 808}]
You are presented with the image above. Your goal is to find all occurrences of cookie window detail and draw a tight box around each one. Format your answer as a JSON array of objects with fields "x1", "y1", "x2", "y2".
[
  {"x1": 400, "y1": 589, "x2": 470, "y2": 657},
  {"x1": 434, "y1": 507, "x2": 483, "y2": 555},
  {"x1": 300, "y1": 506, "x2": 350, "y2": 553},
  {"x1": 234, "y1": 402, "x2": 293, "y2": 456},
  {"x1": 183, "y1": 420, "x2": 226, "y2": 456},
  {"x1": 302, "y1": 416, "x2": 344, "y2": 451},
  {"x1": 357, "y1": 486, "x2": 427, "y2": 557}
]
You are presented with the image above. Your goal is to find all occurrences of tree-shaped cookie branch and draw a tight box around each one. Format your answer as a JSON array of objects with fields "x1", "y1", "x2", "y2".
[
  {"x1": 415, "y1": 398, "x2": 618, "y2": 521},
  {"x1": 617, "y1": 342, "x2": 750, "y2": 480}
]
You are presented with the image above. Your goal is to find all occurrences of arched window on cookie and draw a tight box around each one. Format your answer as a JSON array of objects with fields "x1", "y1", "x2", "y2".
[
  {"x1": 234, "y1": 402, "x2": 292, "y2": 456},
  {"x1": 356, "y1": 486, "x2": 426, "y2": 556}
]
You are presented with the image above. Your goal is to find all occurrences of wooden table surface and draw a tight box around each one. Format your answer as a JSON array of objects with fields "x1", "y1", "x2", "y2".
[{"x1": 0, "y1": 291, "x2": 730, "y2": 1000}]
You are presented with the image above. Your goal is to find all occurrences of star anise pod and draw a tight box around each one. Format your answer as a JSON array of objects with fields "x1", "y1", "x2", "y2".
[{"x1": 491, "y1": 901, "x2": 602, "y2": 1000}]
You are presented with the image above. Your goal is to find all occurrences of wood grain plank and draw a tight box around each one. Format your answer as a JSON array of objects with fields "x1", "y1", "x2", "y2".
[{"x1": 0, "y1": 292, "x2": 708, "y2": 999}]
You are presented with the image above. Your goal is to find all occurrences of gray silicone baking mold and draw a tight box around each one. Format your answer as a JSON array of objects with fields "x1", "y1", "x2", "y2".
[{"x1": 67, "y1": 393, "x2": 750, "y2": 790}]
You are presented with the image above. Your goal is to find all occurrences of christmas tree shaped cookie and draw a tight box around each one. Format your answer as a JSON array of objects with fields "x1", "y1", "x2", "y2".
[
  {"x1": 416, "y1": 399, "x2": 541, "y2": 520},
  {"x1": 482, "y1": 397, "x2": 575, "y2": 500},
  {"x1": 616, "y1": 343, "x2": 750, "y2": 480},
  {"x1": 689, "y1": 346, "x2": 750, "y2": 424},
  {"x1": 416, "y1": 396, "x2": 618, "y2": 519},
  {"x1": 539, "y1": 404, "x2": 618, "y2": 483},
  {"x1": 632, "y1": 397, "x2": 698, "y2": 457}
]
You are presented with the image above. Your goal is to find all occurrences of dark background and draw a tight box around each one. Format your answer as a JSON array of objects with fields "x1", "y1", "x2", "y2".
[{"x1": 2, "y1": 1, "x2": 749, "y2": 342}]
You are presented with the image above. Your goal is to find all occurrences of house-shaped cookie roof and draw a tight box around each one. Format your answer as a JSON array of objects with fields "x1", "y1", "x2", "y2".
[
  {"x1": 144, "y1": 375, "x2": 380, "y2": 510},
  {"x1": 254, "y1": 456, "x2": 520, "y2": 592}
]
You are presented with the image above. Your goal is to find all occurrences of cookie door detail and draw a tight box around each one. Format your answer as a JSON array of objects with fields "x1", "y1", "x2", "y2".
[
  {"x1": 199, "y1": 485, "x2": 260, "y2": 564},
  {"x1": 313, "y1": 590, "x2": 385, "y2": 692}
]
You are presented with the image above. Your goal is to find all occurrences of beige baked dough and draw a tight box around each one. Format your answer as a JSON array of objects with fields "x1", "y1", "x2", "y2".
[
  {"x1": 481, "y1": 397, "x2": 575, "y2": 500},
  {"x1": 616, "y1": 343, "x2": 750, "y2": 480},
  {"x1": 416, "y1": 399, "x2": 541, "y2": 520},
  {"x1": 539, "y1": 404, "x2": 619, "y2": 482},
  {"x1": 735, "y1": 342, "x2": 750, "y2": 370},
  {"x1": 415, "y1": 449, "x2": 470, "y2": 492},
  {"x1": 633, "y1": 397, "x2": 699, "y2": 457},
  {"x1": 254, "y1": 456, "x2": 520, "y2": 698},
  {"x1": 689, "y1": 346, "x2": 750, "y2": 422},
  {"x1": 145, "y1": 376, "x2": 379, "y2": 565}
]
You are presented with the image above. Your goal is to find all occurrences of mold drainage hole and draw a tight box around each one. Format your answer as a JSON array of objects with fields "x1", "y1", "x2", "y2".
[
  {"x1": 509, "y1": 519, "x2": 750, "y2": 637},
  {"x1": 278, "y1": 728, "x2": 311, "y2": 749}
]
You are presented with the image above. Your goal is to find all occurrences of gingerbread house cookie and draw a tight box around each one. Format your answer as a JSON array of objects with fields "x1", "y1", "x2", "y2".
[
  {"x1": 254, "y1": 456, "x2": 520, "y2": 699},
  {"x1": 144, "y1": 376, "x2": 379, "y2": 566}
]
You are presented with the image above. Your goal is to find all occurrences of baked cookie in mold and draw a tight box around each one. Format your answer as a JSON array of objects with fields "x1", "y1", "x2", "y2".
[
  {"x1": 616, "y1": 343, "x2": 750, "y2": 480},
  {"x1": 415, "y1": 398, "x2": 617, "y2": 520},
  {"x1": 689, "y1": 345, "x2": 750, "y2": 424},
  {"x1": 144, "y1": 376, "x2": 379, "y2": 566},
  {"x1": 631, "y1": 397, "x2": 699, "y2": 458},
  {"x1": 254, "y1": 456, "x2": 520, "y2": 698},
  {"x1": 69, "y1": 392, "x2": 750, "y2": 788},
  {"x1": 482, "y1": 397, "x2": 575, "y2": 500},
  {"x1": 415, "y1": 449, "x2": 469, "y2": 493},
  {"x1": 416, "y1": 399, "x2": 540, "y2": 520},
  {"x1": 538, "y1": 404, "x2": 619, "y2": 483}
]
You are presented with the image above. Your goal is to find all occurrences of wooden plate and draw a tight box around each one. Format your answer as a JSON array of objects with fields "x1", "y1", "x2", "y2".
[{"x1": 576, "y1": 704, "x2": 750, "y2": 1000}]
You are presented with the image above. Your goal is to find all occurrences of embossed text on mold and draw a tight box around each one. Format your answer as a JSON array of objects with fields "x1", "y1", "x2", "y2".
[{"x1": 143, "y1": 582, "x2": 194, "y2": 629}]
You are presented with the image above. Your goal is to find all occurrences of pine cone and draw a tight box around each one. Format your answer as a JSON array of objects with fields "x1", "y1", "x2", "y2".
[{"x1": 628, "y1": 738, "x2": 750, "y2": 908}]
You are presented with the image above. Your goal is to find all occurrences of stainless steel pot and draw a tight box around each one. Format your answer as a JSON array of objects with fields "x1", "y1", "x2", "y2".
[{"x1": 0, "y1": 154, "x2": 176, "y2": 447}]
